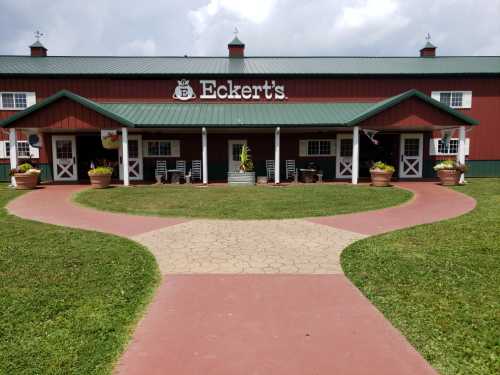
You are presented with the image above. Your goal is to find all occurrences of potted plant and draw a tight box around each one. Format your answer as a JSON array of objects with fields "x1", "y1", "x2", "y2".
[
  {"x1": 88, "y1": 166, "x2": 113, "y2": 188},
  {"x1": 11, "y1": 163, "x2": 41, "y2": 190},
  {"x1": 433, "y1": 160, "x2": 468, "y2": 186},
  {"x1": 228, "y1": 144, "x2": 256, "y2": 185},
  {"x1": 370, "y1": 161, "x2": 395, "y2": 187}
]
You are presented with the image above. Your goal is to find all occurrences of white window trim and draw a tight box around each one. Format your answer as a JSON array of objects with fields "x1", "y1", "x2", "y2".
[
  {"x1": 299, "y1": 139, "x2": 336, "y2": 157},
  {"x1": 0, "y1": 92, "x2": 36, "y2": 110},
  {"x1": 431, "y1": 91, "x2": 472, "y2": 109},
  {"x1": 429, "y1": 138, "x2": 470, "y2": 156},
  {"x1": 0, "y1": 140, "x2": 40, "y2": 159},
  {"x1": 143, "y1": 139, "x2": 180, "y2": 158}
]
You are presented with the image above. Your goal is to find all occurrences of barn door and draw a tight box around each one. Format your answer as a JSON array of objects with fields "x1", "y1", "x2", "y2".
[
  {"x1": 119, "y1": 134, "x2": 143, "y2": 180},
  {"x1": 399, "y1": 134, "x2": 423, "y2": 178},
  {"x1": 52, "y1": 135, "x2": 78, "y2": 181},
  {"x1": 336, "y1": 134, "x2": 353, "y2": 178}
]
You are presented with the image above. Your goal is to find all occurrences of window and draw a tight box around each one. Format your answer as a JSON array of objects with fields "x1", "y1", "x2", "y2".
[
  {"x1": 438, "y1": 139, "x2": 459, "y2": 154},
  {"x1": 430, "y1": 138, "x2": 470, "y2": 156},
  {"x1": 431, "y1": 91, "x2": 472, "y2": 109},
  {"x1": 1, "y1": 141, "x2": 39, "y2": 159},
  {"x1": 299, "y1": 139, "x2": 336, "y2": 157},
  {"x1": 144, "y1": 140, "x2": 179, "y2": 157},
  {"x1": 0, "y1": 92, "x2": 36, "y2": 110}
]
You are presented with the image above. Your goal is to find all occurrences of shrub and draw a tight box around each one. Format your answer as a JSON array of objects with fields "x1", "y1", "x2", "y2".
[
  {"x1": 88, "y1": 166, "x2": 113, "y2": 176},
  {"x1": 370, "y1": 161, "x2": 395, "y2": 173}
]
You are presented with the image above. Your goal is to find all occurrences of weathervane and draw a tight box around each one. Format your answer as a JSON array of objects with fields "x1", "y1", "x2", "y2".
[
  {"x1": 233, "y1": 27, "x2": 239, "y2": 37},
  {"x1": 35, "y1": 30, "x2": 44, "y2": 41},
  {"x1": 425, "y1": 32, "x2": 431, "y2": 42}
]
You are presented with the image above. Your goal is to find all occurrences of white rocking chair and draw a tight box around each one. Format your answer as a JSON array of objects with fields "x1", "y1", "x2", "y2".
[
  {"x1": 155, "y1": 160, "x2": 168, "y2": 184},
  {"x1": 266, "y1": 160, "x2": 275, "y2": 182}
]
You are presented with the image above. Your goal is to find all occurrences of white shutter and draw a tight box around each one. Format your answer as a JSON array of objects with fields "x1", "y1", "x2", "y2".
[
  {"x1": 26, "y1": 92, "x2": 36, "y2": 107},
  {"x1": 142, "y1": 141, "x2": 150, "y2": 157},
  {"x1": 429, "y1": 138, "x2": 439, "y2": 155},
  {"x1": 171, "y1": 140, "x2": 180, "y2": 157},
  {"x1": 0, "y1": 141, "x2": 6, "y2": 158},
  {"x1": 329, "y1": 140, "x2": 336, "y2": 156},
  {"x1": 462, "y1": 91, "x2": 472, "y2": 109},
  {"x1": 431, "y1": 91, "x2": 441, "y2": 102},
  {"x1": 465, "y1": 138, "x2": 470, "y2": 155},
  {"x1": 299, "y1": 140, "x2": 308, "y2": 156},
  {"x1": 29, "y1": 145, "x2": 40, "y2": 158}
]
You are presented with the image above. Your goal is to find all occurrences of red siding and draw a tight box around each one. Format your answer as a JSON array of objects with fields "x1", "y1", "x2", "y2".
[
  {"x1": 7, "y1": 97, "x2": 122, "y2": 130},
  {"x1": 0, "y1": 76, "x2": 499, "y2": 159},
  {"x1": 359, "y1": 97, "x2": 465, "y2": 130}
]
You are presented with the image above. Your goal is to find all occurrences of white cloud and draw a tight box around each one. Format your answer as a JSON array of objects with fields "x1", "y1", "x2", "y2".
[
  {"x1": 189, "y1": 0, "x2": 278, "y2": 36},
  {"x1": 1, "y1": 0, "x2": 499, "y2": 56}
]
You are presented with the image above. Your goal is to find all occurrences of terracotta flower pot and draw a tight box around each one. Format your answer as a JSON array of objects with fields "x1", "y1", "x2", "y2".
[
  {"x1": 14, "y1": 173, "x2": 38, "y2": 190},
  {"x1": 370, "y1": 170, "x2": 393, "y2": 187},
  {"x1": 89, "y1": 174, "x2": 112, "y2": 189},
  {"x1": 437, "y1": 169, "x2": 460, "y2": 186}
]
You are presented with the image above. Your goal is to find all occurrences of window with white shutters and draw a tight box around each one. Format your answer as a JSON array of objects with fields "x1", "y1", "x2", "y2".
[
  {"x1": 299, "y1": 139, "x2": 336, "y2": 157},
  {"x1": 431, "y1": 91, "x2": 472, "y2": 109},
  {"x1": 0, "y1": 92, "x2": 36, "y2": 109},
  {"x1": 143, "y1": 140, "x2": 180, "y2": 157}
]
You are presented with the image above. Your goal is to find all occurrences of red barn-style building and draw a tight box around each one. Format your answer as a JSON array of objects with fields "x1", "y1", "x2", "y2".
[{"x1": 1, "y1": 36, "x2": 499, "y2": 185}]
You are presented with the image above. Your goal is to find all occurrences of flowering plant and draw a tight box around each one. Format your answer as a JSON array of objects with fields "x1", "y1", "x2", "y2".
[
  {"x1": 10, "y1": 163, "x2": 41, "y2": 176},
  {"x1": 433, "y1": 159, "x2": 468, "y2": 173},
  {"x1": 370, "y1": 161, "x2": 395, "y2": 173}
]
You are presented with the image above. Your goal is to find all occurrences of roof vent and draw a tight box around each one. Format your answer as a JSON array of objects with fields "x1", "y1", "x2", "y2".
[
  {"x1": 30, "y1": 31, "x2": 47, "y2": 57},
  {"x1": 228, "y1": 28, "x2": 245, "y2": 58},
  {"x1": 420, "y1": 33, "x2": 436, "y2": 57}
]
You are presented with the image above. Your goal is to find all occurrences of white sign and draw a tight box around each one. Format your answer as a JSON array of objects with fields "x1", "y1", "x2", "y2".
[
  {"x1": 173, "y1": 79, "x2": 196, "y2": 101},
  {"x1": 173, "y1": 79, "x2": 286, "y2": 101}
]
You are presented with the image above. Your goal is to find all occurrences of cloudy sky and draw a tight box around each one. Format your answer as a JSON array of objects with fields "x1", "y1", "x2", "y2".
[{"x1": 1, "y1": 0, "x2": 499, "y2": 57}]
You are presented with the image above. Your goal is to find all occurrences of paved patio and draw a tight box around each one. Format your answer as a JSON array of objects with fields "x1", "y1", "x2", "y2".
[{"x1": 7, "y1": 182, "x2": 476, "y2": 375}]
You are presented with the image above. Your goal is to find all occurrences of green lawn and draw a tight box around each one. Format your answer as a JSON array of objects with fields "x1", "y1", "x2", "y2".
[
  {"x1": 0, "y1": 185, "x2": 160, "y2": 375},
  {"x1": 341, "y1": 178, "x2": 500, "y2": 375},
  {"x1": 74, "y1": 184, "x2": 412, "y2": 220}
]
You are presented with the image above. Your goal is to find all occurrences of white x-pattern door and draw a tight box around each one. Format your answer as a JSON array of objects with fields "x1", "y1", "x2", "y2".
[
  {"x1": 52, "y1": 135, "x2": 78, "y2": 181},
  {"x1": 119, "y1": 134, "x2": 143, "y2": 180},
  {"x1": 399, "y1": 133, "x2": 423, "y2": 178},
  {"x1": 336, "y1": 134, "x2": 353, "y2": 178}
]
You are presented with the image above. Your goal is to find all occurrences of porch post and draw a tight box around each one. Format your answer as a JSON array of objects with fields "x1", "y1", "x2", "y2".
[
  {"x1": 274, "y1": 127, "x2": 280, "y2": 184},
  {"x1": 9, "y1": 128, "x2": 17, "y2": 187},
  {"x1": 202, "y1": 127, "x2": 208, "y2": 184},
  {"x1": 122, "y1": 127, "x2": 130, "y2": 186},
  {"x1": 352, "y1": 126, "x2": 359, "y2": 184},
  {"x1": 457, "y1": 125, "x2": 466, "y2": 184}
]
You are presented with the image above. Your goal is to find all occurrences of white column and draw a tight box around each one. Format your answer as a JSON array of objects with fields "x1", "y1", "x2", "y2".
[
  {"x1": 122, "y1": 127, "x2": 130, "y2": 186},
  {"x1": 352, "y1": 126, "x2": 359, "y2": 185},
  {"x1": 202, "y1": 127, "x2": 208, "y2": 184},
  {"x1": 9, "y1": 128, "x2": 17, "y2": 187},
  {"x1": 274, "y1": 127, "x2": 280, "y2": 184},
  {"x1": 457, "y1": 125, "x2": 466, "y2": 184}
]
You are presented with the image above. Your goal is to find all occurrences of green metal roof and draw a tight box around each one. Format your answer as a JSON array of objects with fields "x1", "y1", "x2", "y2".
[
  {"x1": 29, "y1": 40, "x2": 46, "y2": 49},
  {"x1": 99, "y1": 102, "x2": 375, "y2": 127},
  {"x1": 0, "y1": 89, "x2": 478, "y2": 128},
  {"x1": 228, "y1": 36, "x2": 244, "y2": 46},
  {"x1": 0, "y1": 56, "x2": 499, "y2": 76}
]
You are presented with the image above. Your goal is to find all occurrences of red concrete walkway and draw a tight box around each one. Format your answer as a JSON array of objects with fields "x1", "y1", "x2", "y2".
[
  {"x1": 7, "y1": 185, "x2": 185, "y2": 237},
  {"x1": 6, "y1": 182, "x2": 476, "y2": 375},
  {"x1": 309, "y1": 182, "x2": 476, "y2": 235}
]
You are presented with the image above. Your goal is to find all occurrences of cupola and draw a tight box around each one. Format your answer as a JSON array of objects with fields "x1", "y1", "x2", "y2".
[{"x1": 228, "y1": 29, "x2": 245, "y2": 58}]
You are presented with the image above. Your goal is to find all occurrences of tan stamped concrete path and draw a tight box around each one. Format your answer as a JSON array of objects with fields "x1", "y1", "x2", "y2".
[
  {"x1": 134, "y1": 219, "x2": 364, "y2": 274},
  {"x1": 6, "y1": 182, "x2": 477, "y2": 375}
]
